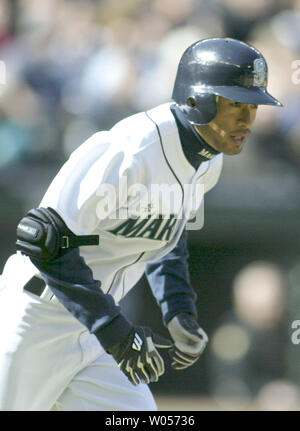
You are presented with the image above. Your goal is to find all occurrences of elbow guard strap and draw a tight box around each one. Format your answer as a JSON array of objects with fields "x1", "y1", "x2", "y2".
[{"x1": 16, "y1": 207, "x2": 99, "y2": 262}]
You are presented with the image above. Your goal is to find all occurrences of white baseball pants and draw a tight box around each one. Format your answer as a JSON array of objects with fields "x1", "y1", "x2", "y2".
[{"x1": 0, "y1": 272, "x2": 157, "y2": 411}]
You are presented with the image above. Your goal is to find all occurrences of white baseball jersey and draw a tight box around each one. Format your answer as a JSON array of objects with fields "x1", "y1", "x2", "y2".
[
  {"x1": 0, "y1": 102, "x2": 223, "y2": 410},
  {"x1": 6, "y1": 102, "x2": 222, "y2": 296}
]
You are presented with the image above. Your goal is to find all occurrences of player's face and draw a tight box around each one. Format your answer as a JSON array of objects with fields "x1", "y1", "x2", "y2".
[{"x1": 195, "y1": 96, "x2": 258, "y2": 155}]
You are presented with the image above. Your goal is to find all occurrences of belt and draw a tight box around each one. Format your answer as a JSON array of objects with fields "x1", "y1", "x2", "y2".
[{"x1": 24, "y1": 276, "x2": 46, "y2": 297}]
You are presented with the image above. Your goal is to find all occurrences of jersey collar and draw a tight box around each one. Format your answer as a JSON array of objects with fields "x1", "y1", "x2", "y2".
[{"x1": 170, "y1": 104, "x2": 220, "y2": 170}]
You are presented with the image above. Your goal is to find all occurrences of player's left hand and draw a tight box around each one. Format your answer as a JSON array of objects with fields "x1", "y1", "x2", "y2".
[
  {"x1": 109, "y1": 326, "x2": 173, "y2": 386},
  {"x1": 167, "y1": 313, "x2": 208, "y2": 370}
]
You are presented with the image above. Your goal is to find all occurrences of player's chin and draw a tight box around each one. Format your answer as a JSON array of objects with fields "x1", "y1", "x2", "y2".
[
  {"x1": 227, "y1": 147, "x2": 244, "y2": 155},
  {"x1": 223, "y1": 141, "x2": 245, "y2": 155}
]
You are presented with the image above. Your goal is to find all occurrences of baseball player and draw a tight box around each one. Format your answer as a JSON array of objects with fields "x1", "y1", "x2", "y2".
[{"x1": 0, "y1": 38, "x2": 282, "y2": 411}]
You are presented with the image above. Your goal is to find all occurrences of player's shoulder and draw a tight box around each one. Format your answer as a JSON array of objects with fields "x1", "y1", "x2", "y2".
[
  {"x1": 110, "y1": 102, "x2": 176, "y2": 154},
  {"x1": 68, "y1": 130, "x2": 113, "y2": 161},
  {"x1": 145, "y1": 102, "x2": 178, "y2": 137},
  {"x1": 112, "y1": 102, "x2": 174, "y2": 131},
  {"x1": 67, "y1": 103, "x2": 177, "y2": 164}
]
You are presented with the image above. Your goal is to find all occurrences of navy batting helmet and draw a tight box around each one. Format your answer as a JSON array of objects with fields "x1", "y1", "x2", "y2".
[{"x1": 172, "y1": 38, "x2": 283, "y2": 125}]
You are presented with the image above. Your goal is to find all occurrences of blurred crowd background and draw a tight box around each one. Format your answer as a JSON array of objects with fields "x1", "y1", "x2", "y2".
[{"x1": 0, "y1": 0, "x2": 300, "y2": 410}]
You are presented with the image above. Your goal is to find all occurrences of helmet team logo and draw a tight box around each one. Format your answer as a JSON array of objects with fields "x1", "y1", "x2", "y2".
[
  {"x1": 132, "y1": 333, "x2": 143, "y2": 351},
  {"x1": 253, "y1": 58, "x2": 267, "y2": 87}
]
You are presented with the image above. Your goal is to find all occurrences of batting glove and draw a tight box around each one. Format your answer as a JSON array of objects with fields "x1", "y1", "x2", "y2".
[
  {"x1": 167, "y1": 313, "x2": 208, "y2": 370},
  {"x1": 109, "y1": 326, "x2": 173, "y2": 386}
]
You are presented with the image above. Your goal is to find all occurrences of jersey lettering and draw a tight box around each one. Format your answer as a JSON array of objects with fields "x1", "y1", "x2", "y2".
[{"x1": 109, "y1": 214, "x2": 177, "y2": 241}]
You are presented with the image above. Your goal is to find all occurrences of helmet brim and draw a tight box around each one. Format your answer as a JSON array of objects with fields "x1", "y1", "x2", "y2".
[{"x1": 212, "y1": 86, "x2": 283, "y2": 107}]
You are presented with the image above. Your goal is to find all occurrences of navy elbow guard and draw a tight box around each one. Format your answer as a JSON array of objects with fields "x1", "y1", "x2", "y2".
[{"x1": 16, "y1": 207, "x2": 99, "y2": 262}]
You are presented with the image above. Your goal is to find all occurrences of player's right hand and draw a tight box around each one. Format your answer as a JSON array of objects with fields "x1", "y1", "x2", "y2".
[{"x1": 108, "y1": 326, "x2": 173, "y2": 386}]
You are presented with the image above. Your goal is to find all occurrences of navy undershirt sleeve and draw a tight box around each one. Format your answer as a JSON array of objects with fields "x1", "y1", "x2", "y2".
[
  {"x1": 145, "y1": 229, "x2": 197, "y2": 325},
  {"x1": 30, "y1": 249, "x2": 132, "y2": 351}
]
